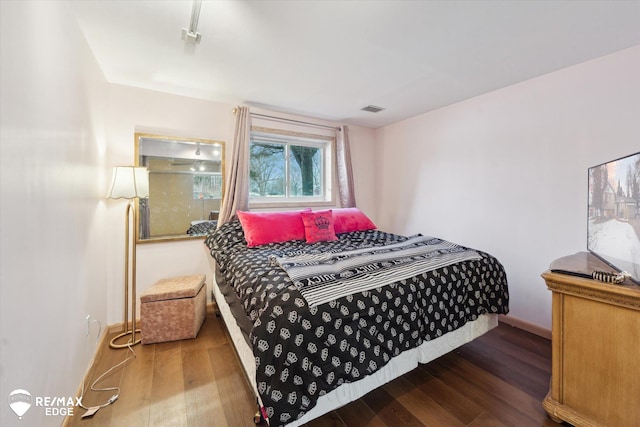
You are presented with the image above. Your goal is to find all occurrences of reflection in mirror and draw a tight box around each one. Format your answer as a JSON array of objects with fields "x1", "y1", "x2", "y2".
[{"x1": 135, "y1": 133, "x2": 224, "y2": 243}]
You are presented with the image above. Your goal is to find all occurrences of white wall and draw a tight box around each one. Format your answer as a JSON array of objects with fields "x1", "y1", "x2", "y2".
[
  {"x1": 104, "y1": 84, "x2": 234, "y2": 324},
  {"x1": 375, "y1": 46, "x2": 640, "y2": 330},
  {"x1": 0, "y1": 2, "x2": 109, "y2": 426}
]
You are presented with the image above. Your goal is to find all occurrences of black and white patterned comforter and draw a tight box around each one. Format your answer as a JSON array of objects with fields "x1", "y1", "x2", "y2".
[
  {"x1": 186, "y1": 220, "x2": 217, "y2": 236},
  {"x1": 205, "y1": 219, "x2": 509, "y2": 426}
]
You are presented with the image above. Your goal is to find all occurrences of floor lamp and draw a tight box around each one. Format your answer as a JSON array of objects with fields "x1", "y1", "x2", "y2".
[{"x1": 107, "y1": 166, "x2": 149, "y2": 349}]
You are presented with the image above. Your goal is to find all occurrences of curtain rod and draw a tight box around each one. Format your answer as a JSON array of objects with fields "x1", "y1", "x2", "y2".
[{"x1": 233, "y1": 108, "x2": 341, "y2": 131}]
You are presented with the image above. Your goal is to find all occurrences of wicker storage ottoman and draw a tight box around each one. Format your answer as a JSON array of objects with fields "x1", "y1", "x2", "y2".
[{"x1": 140, "y1": 274, "x2": 206, "y2": 344}]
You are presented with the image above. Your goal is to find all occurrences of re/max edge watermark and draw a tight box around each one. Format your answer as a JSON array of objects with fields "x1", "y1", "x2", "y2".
[{"x1": 8, "y1": 389, "x2": 77, "y2": 419}]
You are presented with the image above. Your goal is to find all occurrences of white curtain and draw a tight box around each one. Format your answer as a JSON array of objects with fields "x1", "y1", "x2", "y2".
[
  {"x1": 336, "y1": 125, "x2": 356, "y2": 207},
  {"x1": 218, "y1": 106, "x2": 251, "y2": 226}
]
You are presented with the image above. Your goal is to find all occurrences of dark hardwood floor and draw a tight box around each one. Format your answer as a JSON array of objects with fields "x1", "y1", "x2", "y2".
[{"x1": 66, "y1": 306, "x2": 559, "y2": 427}]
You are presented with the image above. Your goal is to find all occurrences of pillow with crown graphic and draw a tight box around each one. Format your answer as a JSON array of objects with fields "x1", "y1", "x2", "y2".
[{"x1": 301, "y1": 210, "x2": 338, "y2": 244}]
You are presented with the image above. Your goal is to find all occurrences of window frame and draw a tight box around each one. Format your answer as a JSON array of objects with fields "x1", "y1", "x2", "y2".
[
  {"x1": 249, "y1": 126, "x2": 335, "y2": 209},
  {"x1": 193, "y1": 173, "x2": 223, "y2": 200}
]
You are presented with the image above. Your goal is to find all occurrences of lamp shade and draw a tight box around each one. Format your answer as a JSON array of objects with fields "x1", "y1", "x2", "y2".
[{"x1": 108, "y1": 166, "x2": 149, "y2": 199}]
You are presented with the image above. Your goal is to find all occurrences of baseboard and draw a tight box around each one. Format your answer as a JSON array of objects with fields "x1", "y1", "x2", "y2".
[{"x1": 499, "y1": 314, "x2": 551, "y2": 340}]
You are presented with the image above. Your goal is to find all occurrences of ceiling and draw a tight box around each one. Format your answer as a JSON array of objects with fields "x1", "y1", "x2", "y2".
[{"x1": 69, "y1": 0, "x2": 640, "y2": 128}]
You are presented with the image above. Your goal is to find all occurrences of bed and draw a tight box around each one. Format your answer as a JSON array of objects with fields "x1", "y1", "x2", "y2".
[
  {"x1": 186, "y1": 219, "x2": 218, "y2": 236},
  {"x1": 204, "y1": 211, "x2": 509, "y2": 426}
]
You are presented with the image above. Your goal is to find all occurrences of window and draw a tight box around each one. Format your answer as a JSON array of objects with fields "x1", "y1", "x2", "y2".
[
  {"x1": 249, "y1": 129, "x2": 334, "y2": 206},
  {"x1": 193, "y1": 174, "x2": 222, "y2": 199}
]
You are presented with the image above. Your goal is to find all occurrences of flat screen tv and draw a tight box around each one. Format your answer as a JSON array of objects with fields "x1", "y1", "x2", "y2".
[{"x1": 587, "y1": 151, "x2": 640, "y2": 284}]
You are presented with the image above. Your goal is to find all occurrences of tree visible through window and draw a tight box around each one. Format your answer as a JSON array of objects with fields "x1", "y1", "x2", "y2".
[
  {"x1": 250, "y1": 142, "x2": 286, "y2": 197},
  {"x1": 193, "y1": 174, "x2": 222, "y2": 199},
  {"x1": 249, "y1": 130, "x2": 332, "y2": 204}
]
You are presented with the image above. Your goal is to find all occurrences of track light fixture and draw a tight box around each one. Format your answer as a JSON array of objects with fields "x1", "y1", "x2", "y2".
[{"x1": 182, "y1": 0, "x2": 202, "y2": 44}]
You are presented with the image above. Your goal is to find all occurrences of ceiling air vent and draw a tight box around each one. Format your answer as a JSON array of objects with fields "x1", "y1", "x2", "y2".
[{"x1": 361, "y1": 105, "x2": 385, "y2": 113}]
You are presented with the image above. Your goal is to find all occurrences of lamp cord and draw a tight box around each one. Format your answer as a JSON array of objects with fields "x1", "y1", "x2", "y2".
[{"x1": 78, "y1": 338, "x2": 137, "y2": 414}]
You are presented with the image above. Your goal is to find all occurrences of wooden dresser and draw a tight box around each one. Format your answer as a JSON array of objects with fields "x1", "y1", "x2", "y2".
[{"x1": 542, "y1": 252, "x2": 640, "y2": 427}]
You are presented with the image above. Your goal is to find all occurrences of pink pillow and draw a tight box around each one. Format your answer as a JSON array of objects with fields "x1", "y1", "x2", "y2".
[
  {"x1": 237, "y1": 210, "x2": 309, "y2": 247},
  {"x1": 301, "y1": 210, "x2": 338, "y2": 243},
  {"x1": 332, "y1": 208, "x2": 376, "y2": 234}
]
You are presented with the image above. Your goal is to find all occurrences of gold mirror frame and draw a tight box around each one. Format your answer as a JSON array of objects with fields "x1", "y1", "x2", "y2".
[{"x1": 134, "y1": 133, "x2": 225, "y2": 243}]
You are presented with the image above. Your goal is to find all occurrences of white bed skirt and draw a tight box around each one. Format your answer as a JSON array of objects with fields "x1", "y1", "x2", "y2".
[{"x1": 212, "y1": 276, "x2": 498, "y2": 426}]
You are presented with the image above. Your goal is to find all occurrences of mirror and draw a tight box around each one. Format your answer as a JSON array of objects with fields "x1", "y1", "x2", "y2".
[{"x1": 135, "y1": 133, "x2": 225, "y2": 243}]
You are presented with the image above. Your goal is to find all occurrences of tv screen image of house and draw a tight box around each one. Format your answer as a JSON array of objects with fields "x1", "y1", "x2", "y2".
[{"x1": 587, "y1": 151, "x2": 640, "y2": 284}]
